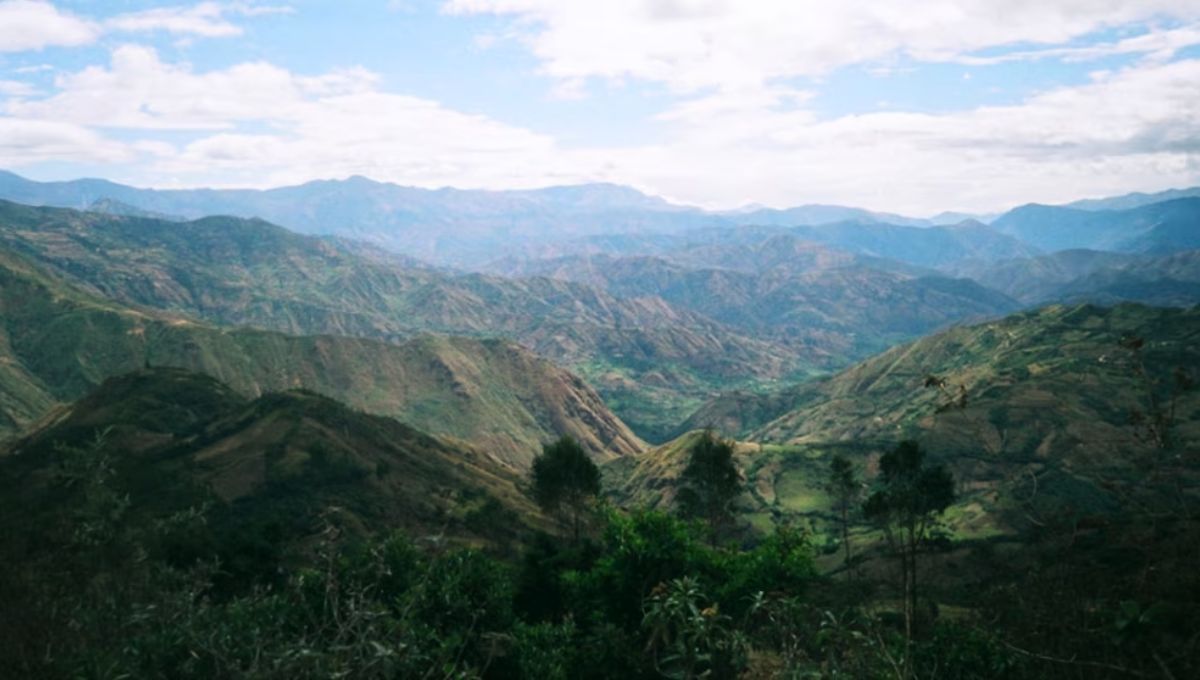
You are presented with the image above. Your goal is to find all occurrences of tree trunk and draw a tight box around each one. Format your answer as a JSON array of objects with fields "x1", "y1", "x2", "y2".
[{"x1": 841, "y1": 504, "x2": 852, "y2": 576}]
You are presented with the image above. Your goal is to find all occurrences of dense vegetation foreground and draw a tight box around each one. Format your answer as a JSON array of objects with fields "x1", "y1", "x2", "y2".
[{"x1": 1, "y1": 382, "x2": 1197, "y2": 678}]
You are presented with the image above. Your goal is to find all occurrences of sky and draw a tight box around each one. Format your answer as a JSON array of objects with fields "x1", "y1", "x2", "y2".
[{"x1": 0, "y1": 0, "x2": 1198, "y2": 215}]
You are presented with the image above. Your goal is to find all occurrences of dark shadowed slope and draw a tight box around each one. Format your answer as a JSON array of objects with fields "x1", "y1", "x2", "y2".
[{"x1": 0, "y1": 368, "x2": 549, "y2": 553}]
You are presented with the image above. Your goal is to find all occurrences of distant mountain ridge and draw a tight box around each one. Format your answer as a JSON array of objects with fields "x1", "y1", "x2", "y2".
[
  {"x1": 4, "y1": 169, "x2": 1197, "y2": 270},
  {"x1": 991, "y1": 197, "x2": 1200, "y2": 253},
  {"x1": 1064, "y1": 186, "x2": 1200, "y2": 212},
  {"x1": 0, "y1": 170, "x2": 957, "y2": 267}
]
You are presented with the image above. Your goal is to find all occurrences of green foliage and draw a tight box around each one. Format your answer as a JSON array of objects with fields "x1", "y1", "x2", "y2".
[
  {"x1": 864, "y1": 440, "x2": 955, "y2": 526},
  {"x1": 864, "y1": 440, "x2": 955, "y2": 641},
  {"x1": 676, "y1": 430, "x2": 742, "y2": 542},
  {"x1": 532, "y1": 436, "x2": 602, "y2": 540},
  {"x1": 642, "y1": 577, "x2": 749, "y2": 679},
  {"x1": 532, "y1": 436, "x2": 602, "y2": 511},
  {"x1": 826, "y1": 453, "x2": 861, "y2": 574}
]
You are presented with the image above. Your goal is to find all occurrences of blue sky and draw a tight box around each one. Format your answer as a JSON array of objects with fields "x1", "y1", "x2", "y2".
[{"x1": 1, "y1": 1, "x2": 1198, "y2": 214}]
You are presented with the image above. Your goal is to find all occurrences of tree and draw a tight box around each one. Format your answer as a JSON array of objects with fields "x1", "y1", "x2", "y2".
[
  {"x1": 1119, "y1": 334, "x2": 1195, "y2": 451},
  {"x1": 676, "y1": 431, "x2": 741, "y2": 545},
  {"x1": 863, "y1": 440, "x2": 955, "y2": 643},
  {"x1": 531, "y1": 436, "x2": 601, "y2": 542},
  {"x1": 825, "y1": 453, "x2": 860, "y2": 577}
]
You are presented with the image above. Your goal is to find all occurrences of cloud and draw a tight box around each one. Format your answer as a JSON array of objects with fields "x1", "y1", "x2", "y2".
[
  {"x1": 7, "y1": 45, "x2": 376, "y2": 130},
  {"x1": 2, "y1": 45, "x2": 580, "y2": 189},
  {"x1": 105, "y1": 2, "x2": 293, "y2": 38},
  {"x1": 0, "y1": 79, "x2": 38, "y2": 96},
  {"x1": 956, "y1": 25, "x2": 1200, "y2": 66},
  {"x1": 4, "y1": 9, "x2": 1198, "y2": 214},
  {"x1": 598, "y1": 57, "x2": 1200, "y2": 213},
  {"x1": 0, "y1": 118, "x2": 130, "y2": 164},
  {"x1": 0, "y1": 1, "x2": 290, "y2": 53},
  {"x1": 0, "y1": 1, "x2": 98, "y2": 52},
  {"x1": 444, "y1": 0, "x2": 1200, "y2": 92}
]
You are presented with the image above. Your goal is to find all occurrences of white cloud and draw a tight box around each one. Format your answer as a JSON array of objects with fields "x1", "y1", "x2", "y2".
[
  {"x1": 2, "y1": 45, "x2": 581, "y2": 189},
  {"x1": 7, "y1": 45, "x2": 376, "y2": 130},
  {"x1": 0, "y1": 118, "x2": 130, "y2": 165},
  {"x1": 600, "y1": 57, "x2": 1200, "y2": 213},
  {"x1": 4, "y1": 6, "x2": 1199, "y2": 215},
  {"x1": 0, "y1": 1, "x2": 97, "y2": 52},
  {"x1": 0, "y1": 79, "x2": 38, "y2": 96},
  {"x1": 0, "y1": 2, "x2": 290, "y2": 53},
  {"x1": 956, "y1": 25, "x2": 1200, "y2": 66},
  {"x1": 105, "y1": 2, "x2": 293, "y2": 38},
  {"x1": 444, "y1": 0, "x2": 1200, "y2": 92}
]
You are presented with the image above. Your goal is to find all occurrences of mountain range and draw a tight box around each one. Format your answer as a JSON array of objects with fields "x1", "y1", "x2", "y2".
[
  {"x1": 0, "y1": 199, "x2": 809, "y2": 440},
  {"x1": 2, "y1": 167, "x2": 1198, "y2": 440},
  {"x1": 0, "y1": 247, "x2": 642, "y2": 466},
  {"x1": 2, "y1": 170, "x2": 1195, "y2": 266}
]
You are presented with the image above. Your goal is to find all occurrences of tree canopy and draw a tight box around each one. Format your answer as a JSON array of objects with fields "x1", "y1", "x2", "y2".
[
  {"x1": 531, "y1": 436, "x2": 601, "y2": 540},
  {"x1": 677, "y1": 431, "x2": 742, "y2": 543}
]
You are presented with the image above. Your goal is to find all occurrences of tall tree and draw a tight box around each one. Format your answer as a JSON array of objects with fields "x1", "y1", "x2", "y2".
[
  {"x1": 676, "y1": 431, "x2": 741, "y2": 545},
  {"x1": 825, "y1": 453, "x2": 860, "y2": 577},
  {"x1": 863, "y1": 440, "x2": 954, "y2": 643},
  {"x1": 531, "y1": 436, "x2": 601, "y2": 542}
]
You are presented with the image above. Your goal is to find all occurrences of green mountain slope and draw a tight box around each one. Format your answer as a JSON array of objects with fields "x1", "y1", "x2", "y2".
[
  {"x1": 0, "y1": 250, "x2": 643, "y2": 465},
  {"x1": 0, "y1": 200, "x2": 803, "y2": 440},
  {"x1": 688, "y1": 303, "x2": 1200, "y2": 447},
  {"x1": 636, "y1": 304, "x2": 1200, "y2": 541},
  {"x1": 0, "y1": 368, "x2": 548, "y2": 559},
  {"x1": 748, "y1": 303, "x2": 1199, "y2": 455}
]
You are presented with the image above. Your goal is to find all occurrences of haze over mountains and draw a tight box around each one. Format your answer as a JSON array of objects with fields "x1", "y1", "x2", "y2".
[
  {"x1": 0, "y1": 167, "x2": 1196, "y2": 498},
  {"x1": 1, "y1": 169, "x2": 1197, "y2": 443},
  {"x1": 5, "y1": 169, "x2": 1194, "y2": 267}
]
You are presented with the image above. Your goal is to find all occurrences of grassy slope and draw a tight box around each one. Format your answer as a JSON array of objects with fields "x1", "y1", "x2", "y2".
[
  {"x1": 0, "y1": 250, "x2": 643, "y2": 466},
  {"x1": 621, "y1": 304, "x2": 1200, "y2": 550},
  {"x1": 0, "y1": 200, "x2": 803, "y2": 440}
]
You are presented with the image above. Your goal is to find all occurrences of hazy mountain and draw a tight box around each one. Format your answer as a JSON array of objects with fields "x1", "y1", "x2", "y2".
[
  {"x1": 733, "y1": 204, "x2": 929, "y2": 227},
  {"x1": 497, "y1": 219, "x2": 1037, "y2": 273},
  {"x1": 0, "y1": 171, "x2": 726, "y2": 267},
  {"x1": 928, "y1": 210, "x2": 998, "y2": 225},
  {"x1": 1053, "y1": 249, "x2": 1200, "y2": 306},
  {"x1": 1064, "y1": 186, "x2": 1200, "y2": 212},
  {"x1": 492, "y1": 250, "x2": 1019, "y2": 357},
  {"x1": 0, "y1": 170, "x2": 969, "y2": 268},
  {"x1": 991, "y1": 197, "x2": 1200, "y2": 253},
  {"x1": 955, "y1": 249, "x2": 1146, "y2": 303},
  {"x1": 957, "y1": 249, "x2": 1200, "y2": 306},
  {"x1": 0, "y1": 249, "x2": 643, "y2": 465},
  {"x1": 784, "y1": 220, "x2": 1039, "y2": 268},
  {"x1": 0, "y1": 200, "x2": 805, "y2": 440}
]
